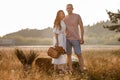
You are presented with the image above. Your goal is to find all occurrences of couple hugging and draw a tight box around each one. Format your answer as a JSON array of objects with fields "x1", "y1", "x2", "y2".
[{"x1": 52, "y1": 4, "x2": 85, "y2": 74}]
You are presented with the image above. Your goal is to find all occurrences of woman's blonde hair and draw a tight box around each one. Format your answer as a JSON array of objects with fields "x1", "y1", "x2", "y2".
[{"x1": 53, "y1": 10, "x2": 65, "y2": 30}]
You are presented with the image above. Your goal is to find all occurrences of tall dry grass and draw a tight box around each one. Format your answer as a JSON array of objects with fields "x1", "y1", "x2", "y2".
[{"x1": 0, "y1": 46, "x2": 120, "y2": 80}]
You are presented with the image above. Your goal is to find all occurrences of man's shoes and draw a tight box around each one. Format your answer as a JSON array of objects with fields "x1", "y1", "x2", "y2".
[{"x1": 79, "y1": 67, "x2": 87, "y2": 74}]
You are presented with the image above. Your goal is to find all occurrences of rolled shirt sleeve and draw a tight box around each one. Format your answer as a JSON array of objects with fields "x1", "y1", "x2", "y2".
[{"x1": 53, "y1": 28, "x2": 60, "y2": 34}]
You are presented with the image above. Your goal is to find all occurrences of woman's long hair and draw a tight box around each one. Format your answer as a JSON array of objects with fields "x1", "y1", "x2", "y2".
[{"x1": 53, "y1": 10, "x2": 64, "y2": 30}]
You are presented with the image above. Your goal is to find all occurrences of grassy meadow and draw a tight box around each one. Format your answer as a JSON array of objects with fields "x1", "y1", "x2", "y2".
[{"x1": 0, "y1": 45, "x2": 120, "y2": 80}]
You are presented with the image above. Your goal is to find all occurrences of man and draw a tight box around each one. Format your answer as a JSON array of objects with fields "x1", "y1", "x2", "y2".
[{"x1": 64, "y1": 4, "x2": 85, "y2": 73}]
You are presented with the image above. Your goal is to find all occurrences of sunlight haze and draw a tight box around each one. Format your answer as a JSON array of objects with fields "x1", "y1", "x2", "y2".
[{"x1": 0, "y1": 0, "x2": 119, "y2": 36}]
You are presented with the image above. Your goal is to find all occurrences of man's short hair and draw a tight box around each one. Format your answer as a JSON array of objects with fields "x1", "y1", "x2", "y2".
[{"x1": 66, "y1": 4, "x2": 73, "y2": 8}]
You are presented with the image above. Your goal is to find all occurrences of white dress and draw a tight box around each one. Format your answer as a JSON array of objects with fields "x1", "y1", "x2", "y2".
[{"x1": 52, "y1": 20, "x2": 67, "y2": 64}]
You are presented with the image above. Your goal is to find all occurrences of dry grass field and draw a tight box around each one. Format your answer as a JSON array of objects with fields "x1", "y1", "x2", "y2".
[{"x1": 0, "y1": 45, "x2": 120, "y2": 80}]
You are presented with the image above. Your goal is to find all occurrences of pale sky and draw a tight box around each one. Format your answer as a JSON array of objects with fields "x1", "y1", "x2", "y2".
[{"x1": 0, "y1": 0, "x2": 119, "y2": 36}]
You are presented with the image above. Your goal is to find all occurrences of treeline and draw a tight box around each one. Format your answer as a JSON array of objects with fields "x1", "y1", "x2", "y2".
[{"x1": 84, "y1": 20, "x2": 120, "y2": 45}]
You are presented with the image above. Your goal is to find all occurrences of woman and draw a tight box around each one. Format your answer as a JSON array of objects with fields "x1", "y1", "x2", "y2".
[{"x1": 52, "y1": 10, "x2": 67, "y2": 74}]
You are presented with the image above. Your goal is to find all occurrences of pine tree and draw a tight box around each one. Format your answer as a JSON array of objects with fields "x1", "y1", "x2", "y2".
[{"x1": 103, "y1": 9, "x2": 120, "y2": 41}]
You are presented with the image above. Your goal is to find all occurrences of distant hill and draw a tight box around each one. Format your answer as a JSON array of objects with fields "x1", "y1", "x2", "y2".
[
  {"x1": 0, "y1": 20, "x2": 120, "y2": 45},
  {"x1": 3, "y1": 27, "x2": 53, "y2": 38},
  {"x1": 0, "y1": 27, "x2": 53, "y2": 45}
]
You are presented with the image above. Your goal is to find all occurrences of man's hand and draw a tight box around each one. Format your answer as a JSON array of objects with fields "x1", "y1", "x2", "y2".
[{"x1": 79, "y1": 39, "x2": 84, "y2": 44}]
